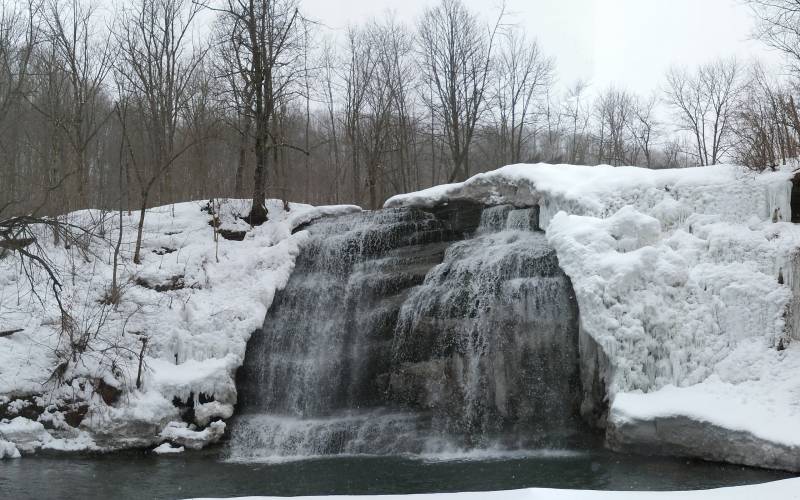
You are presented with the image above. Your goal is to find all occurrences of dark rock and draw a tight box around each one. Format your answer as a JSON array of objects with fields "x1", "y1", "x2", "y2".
[
  {"x1": 172, "y1": 393, "x2": 196, "y2": 425},
  {"x1": 136, "y1": 275, "x2": 186, "y2": 292},
  {"x1": 579, "y1": 326, "x2": 611, "y2": 429},
  {"x1": 0, "y1": 396, "x2": 43, "y2": 421},
  {"x1": 422, "y1": 199, "x2": 485, "y2": 235},
  {"x1": 93, "y1": 379, "x2": 121, "y2": 405},
  {"x1": 63, "y1": 404, "x2": 89, "y2": 427},
  {"x1": 218, "y1": 229, "x2": 246, "y2": 241},
  {"x1": 792, "y1": 173, "x2": 800, "y2": 223}
]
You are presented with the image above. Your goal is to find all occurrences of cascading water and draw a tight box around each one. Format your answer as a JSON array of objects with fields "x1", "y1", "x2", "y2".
[{"x1": 228, "y1": 204, "x2": 584, "y2": 461}]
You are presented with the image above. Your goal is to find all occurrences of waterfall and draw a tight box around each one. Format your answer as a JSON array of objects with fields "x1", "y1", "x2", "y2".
[{"x1": 228, "y1": 204, "x2": 583, "y2": 461}]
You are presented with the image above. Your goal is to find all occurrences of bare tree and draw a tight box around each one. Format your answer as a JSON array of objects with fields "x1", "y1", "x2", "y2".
[
  {"x1": 595, "y1": 87, "x2": 634, "y2": 166},
  {"x1": 341, "y1": 26, "x2": 376, "y2": 206},
  {"x1": 214, "y1": 11, "x2": 254, "y2": 198},
  {"x1": 210, "y1": 0, "x2": 307, "y2": 225},
  {"x1": 114, "y1": 0, "x2": 205, "y2": 263},
  {"x1": 493, "y1": 26, "x2": 553, "y2": 164},
  {"x1": 378, "y1": 15, "x2": 419, "y2": 195},
  {"x1": 36, "y1": 0, "x2": 114, "y2": 211},
  {"x1": 733, "y1": 63, "x2": 797, "y2": 170},
  {"x1": 318, "y1": 37, "x2": 341, "y2": 202},
  {"x1": 0, "y1": 0, "x2": 40, "y2": 213},
  {"x1": 562, "y1": 80, "x2": 590, "y2": 165},
  {"x1": 665, "y1": 59, "x2": 742, "y2": 166},
  {"x1": 628, "y1": 93, "x2": 658, "y2": 168},
  {"x1": 342, "y1": 16, "x2": 419, "y2": 209},
  {"x1": 749, "y1": 0, "x2": 800, "y2": 75},
  {"x1": 417, "y1": 0, "x2": 501, "y2": 182}
]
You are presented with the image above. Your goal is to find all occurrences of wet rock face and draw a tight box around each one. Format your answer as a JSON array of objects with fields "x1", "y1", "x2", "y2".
[
  {"x1": 236, "y1": 208, "x2": 460, "y2": 417},
  {"x1": 232, "y1": 204, "x2": 584, "y2": 459},
  {"x1": 389, "y1": 208, "x2": 580, "y2": 446},
  {"x1": 421, "y1": 199, "x2": 485, "y2": 235}
]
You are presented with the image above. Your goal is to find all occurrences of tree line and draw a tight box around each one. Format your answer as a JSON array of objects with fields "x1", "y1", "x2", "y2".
[{"x1": 2, "y1": 0, "x2": 800, "y2": 225}]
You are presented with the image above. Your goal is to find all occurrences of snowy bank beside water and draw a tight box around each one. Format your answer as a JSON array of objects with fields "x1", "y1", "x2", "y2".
[
  {"x1": 0, "y1": 199, "x2": 359, "y2": 454},
  {"x1": 387, "y1": 163, "x2": 800, "y2": 471},
  {"x1": 192, "y1": 477, "x2": 800, "y2": 500}
]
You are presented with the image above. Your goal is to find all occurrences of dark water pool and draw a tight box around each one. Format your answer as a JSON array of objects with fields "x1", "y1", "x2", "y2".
[{"x1": 0, "y1": 448, "x2": 794, "y2": 500}]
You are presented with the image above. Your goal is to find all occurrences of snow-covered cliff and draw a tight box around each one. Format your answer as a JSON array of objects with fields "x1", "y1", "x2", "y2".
[
  {"x1": 387, "y1": 163, "x2": 800, "y2": 471},
  {"x1": 0, "y1": 199, "x2": 359, "y2": 456}
]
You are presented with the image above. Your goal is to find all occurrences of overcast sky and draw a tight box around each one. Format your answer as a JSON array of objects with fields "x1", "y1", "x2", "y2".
[{"x1": 301, "y1": 0, "x2": 781, "y2": 96}]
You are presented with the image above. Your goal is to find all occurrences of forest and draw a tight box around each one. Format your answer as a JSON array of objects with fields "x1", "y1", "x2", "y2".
[{"x1": 0, "y1": 0, "x2": 799, "y2": 223}]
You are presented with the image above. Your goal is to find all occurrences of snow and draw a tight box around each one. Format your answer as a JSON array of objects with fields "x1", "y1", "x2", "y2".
[
  {"x1": 194, "y1": 401, "x2": 235, "y2": 427},
  {"x1": 159, "y1": 420, "x2": 226, "y2": 449},
  {"x1": 0, "y1": 198, "x2": 360, "y2": 453},
  {"x1": 0, "y1": 417, "x2": 51, "y2": 453},
  {"x1": 152, "y1": 442, "x2": 185, "y2": 454},
  {"x1": 0, "y1": 439, "x2": 20, "y2": 459},
  {"x1": 386, "y1": 164, "x2": 792, "y2": 228},
  {"x1": 612, "y1": 373, "x2": 800, "y2": 447},
  {"x1": 189, "y1": 477, "x2": 800, "y2": 500},
  {"x1": 389, "y1": 162, "x2": 800, "y2": 470}
]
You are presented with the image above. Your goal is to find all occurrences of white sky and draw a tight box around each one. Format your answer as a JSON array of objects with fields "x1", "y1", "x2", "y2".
[{"x1": 301, "y1": 0, "x2": 782, "y2": 96}]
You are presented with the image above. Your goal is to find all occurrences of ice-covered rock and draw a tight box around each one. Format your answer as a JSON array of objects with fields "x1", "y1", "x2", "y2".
[
  {"x1": 386, "y1": 163, "x2": 793, "y2": 228},
  {"x1": 194, "y1": 402, "x2": 234, "y2": 427},
  {"x1": 152, "y1": 442, "x2": 185, "y2": 454},
  {"x1": 0, "y1": 439, "x2": 20, "y2": 459},
  {"x1": 160, "y1": 420, "x2": 226, "y2": 450},
  {"x1": 0, "y1": 417, "x2": 51, "y2": 453},
  {"x1": 607, "y1": 379, "x2": 800, "y2": 471}
]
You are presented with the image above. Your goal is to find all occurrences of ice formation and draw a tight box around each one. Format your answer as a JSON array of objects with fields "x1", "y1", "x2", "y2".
[{"x1": 388, "y1": 163, "x2": 800, "y2": 471}]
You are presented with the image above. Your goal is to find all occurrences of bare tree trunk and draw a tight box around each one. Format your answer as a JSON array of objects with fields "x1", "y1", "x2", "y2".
[{"x1": 133, "y1": 197, "x2": 147, "y2": 265}]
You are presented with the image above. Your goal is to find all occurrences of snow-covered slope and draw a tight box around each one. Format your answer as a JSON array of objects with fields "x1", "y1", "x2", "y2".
[
  {"x1": 0, "y1": 199, "x2": 359, "y2": 456},
  {"x1": 387, "y1": 163, "x2": 800, "y2": 471}
]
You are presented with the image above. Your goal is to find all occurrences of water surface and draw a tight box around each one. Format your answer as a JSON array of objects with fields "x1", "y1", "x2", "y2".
[{"x1": 0, "y1": 448, "x2": 793, "y2": 500}]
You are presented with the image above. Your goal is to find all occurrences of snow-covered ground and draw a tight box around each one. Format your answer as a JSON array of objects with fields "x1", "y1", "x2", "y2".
[
  {"x1": 387, "y1": 163, "x2": 800, "y2": 471},
  {"x1": 0, "y1": 199, "x2": 359, "y2": 456},
  {"x1": 192, "y1": 477, "x2": 800, "y2": 500}
]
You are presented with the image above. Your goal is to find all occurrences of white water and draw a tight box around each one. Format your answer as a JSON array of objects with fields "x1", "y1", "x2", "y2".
[{"x1": 228, "y1": 205, "x2": 584, "y2": 461}]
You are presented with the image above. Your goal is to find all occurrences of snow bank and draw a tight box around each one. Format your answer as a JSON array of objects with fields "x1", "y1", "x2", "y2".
[
  {"x1": 0, "y1": 198, "x2": 360, "y2": 453},
  {"x1": 153, "y1": 442, "x2": 185, "y2": 454},
  {"x1": 0, "y1": 417, "x2": 51, "y2": 453},
  {"x1": 386, "y1": 163, "x2": 792, "y2": 228},
  {"x1": 160, "y1": 420, "x2": 226, "y2": 449},
  {"x1": 388, "y1": 163, "x2": 800, "y2": 471},
  {"x1": 0, "y1": 439, "x2": 20, "y2": 459},
  {"x1": 190, "y1": 477, "x2": 800, "y2": 500}
]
